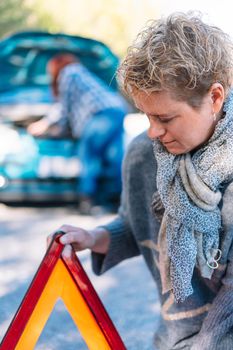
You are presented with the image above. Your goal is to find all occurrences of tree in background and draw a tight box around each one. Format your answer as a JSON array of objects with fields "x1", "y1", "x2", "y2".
[
  {"x1": 0, "y1": 0, "x2": 158, "y2": 57},
  {"x1": 29, "y1": 0, "x2": 159, "y2": 56},
  {"x1": 0, "y1": 0, "x2": 59, "y2": 39},
  {"x1": 0, "y1": 0, "x2": 31, "y2": 38}
]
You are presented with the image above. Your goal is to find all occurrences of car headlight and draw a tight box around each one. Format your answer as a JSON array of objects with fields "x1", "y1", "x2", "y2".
[{"x1": 0, "y1": 175, "x2": 8, "y2": 189}]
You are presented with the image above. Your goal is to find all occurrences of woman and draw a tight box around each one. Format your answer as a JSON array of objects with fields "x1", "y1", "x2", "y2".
[
  {"x1": 28, "y1": 54, "x2": 128, "y2": 212},
  {"x1": 48, "y1": 13, "x2": 233, "y2": 349}
]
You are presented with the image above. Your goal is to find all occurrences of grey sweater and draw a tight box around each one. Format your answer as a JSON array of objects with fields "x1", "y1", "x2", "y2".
[{"x1": 92, "y1": 132, "x2": 233, "y2": 350}]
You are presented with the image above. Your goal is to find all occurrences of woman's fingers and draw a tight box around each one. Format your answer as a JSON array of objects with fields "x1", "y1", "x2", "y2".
[
  {"x1": 46, "y1": 233, "x2": 54, "y2": 247},
  {"x1": 61, "y1": 244, "x2": 73, "y2": 260},
  {"x1": 46, "y1": 225, "x2": 73, "y2": 248},
  {"x1": 60, "y1": 230, "x2": 84, "y2": 245},
  {"x1": 46, "y1": 224, "x2": 95, "y2": 252}
]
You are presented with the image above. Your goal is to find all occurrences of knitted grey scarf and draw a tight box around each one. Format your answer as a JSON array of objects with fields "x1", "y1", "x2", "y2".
[{"x1": 153, "y1": 90, "x2": 233, "y2": 302}]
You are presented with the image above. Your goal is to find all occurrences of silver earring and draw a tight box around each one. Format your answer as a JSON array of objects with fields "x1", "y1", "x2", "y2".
[{"x1": 213, "y1": 113, "x2": 216, "y2": 122}]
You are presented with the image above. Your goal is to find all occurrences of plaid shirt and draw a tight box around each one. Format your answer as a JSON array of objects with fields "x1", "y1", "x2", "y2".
[{"x1": 46, "y1": 63, "x2": 128, "y2": 138}]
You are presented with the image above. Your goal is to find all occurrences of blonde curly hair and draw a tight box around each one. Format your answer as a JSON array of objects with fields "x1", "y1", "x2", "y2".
[{"x1": 118, "y1": 12, "x2": 233, "y2": 107}]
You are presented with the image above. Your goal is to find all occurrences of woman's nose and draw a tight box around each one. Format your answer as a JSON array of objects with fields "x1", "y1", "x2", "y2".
[{"x1": 147, "y1": 119, "x2": 166, "y2": 139}]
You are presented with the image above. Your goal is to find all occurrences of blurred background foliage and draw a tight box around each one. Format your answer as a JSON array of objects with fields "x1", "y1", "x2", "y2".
[
  {"x1": 0, "y1": 0, "x2": 30, "y2": 38},
  {"x1": 0, "y1": 0, "x2": 158, "y2": 56}
]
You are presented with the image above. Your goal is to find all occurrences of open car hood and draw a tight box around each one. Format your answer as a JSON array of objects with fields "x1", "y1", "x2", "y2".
[{"x1": 0, "y1": 31, "x2": 120, "y2": 121}]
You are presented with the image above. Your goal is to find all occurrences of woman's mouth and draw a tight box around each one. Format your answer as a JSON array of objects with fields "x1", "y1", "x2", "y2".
[{"x1": 163, "y1": 140, "x2": 175, "y2": 145}]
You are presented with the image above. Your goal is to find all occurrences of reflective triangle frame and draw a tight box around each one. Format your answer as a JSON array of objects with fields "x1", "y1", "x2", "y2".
[{"x1": 0, "y1": 232, "x2": 126, "y2": 350}]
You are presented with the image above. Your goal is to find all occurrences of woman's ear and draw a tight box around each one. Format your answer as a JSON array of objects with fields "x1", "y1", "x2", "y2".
[{"x1": 209, "y1": 83, "x2": 225, "y2": 114}]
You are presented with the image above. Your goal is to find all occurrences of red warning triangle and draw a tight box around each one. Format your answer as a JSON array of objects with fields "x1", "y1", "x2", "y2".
[{"x1": 0, "y1": 232, "x2": 126, "y2": 350}]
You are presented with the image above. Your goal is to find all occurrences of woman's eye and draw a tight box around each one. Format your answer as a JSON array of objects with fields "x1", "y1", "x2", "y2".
[
  {"x1": 159, "y1": 117, "x2": 173, "y2": 124},
  {"x1": 147, "y1": 115, "x2": 176, "y2": 123}
]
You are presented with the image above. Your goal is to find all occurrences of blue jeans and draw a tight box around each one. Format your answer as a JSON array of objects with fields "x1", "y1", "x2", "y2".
[{"x1": 77, "y1": 108, "x2": 125, "y2": 200}]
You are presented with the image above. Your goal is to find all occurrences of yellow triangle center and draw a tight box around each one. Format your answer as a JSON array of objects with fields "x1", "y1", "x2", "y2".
[{"x1": 16, "y1": 259, "x2": 112, "y2": 350}]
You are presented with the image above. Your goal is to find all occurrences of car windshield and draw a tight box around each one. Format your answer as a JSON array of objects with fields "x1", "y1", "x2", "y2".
[{"x1": 6, "y1": 47, "x2": 51, "y2": 86}]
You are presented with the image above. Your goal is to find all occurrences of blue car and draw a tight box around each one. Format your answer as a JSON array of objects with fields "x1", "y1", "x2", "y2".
[{"x1": 0, "y1": 31, "x2": 130, "y2": 204}]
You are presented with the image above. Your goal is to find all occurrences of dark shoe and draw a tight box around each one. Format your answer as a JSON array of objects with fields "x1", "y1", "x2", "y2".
[{"x1": 78, "y1": 197, "x2": 93, "y2": 215}]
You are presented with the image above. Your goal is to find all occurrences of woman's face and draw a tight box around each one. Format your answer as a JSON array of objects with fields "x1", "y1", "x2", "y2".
[{"x1": 133, "y1": 90, "x2": 219, "y2": 155}]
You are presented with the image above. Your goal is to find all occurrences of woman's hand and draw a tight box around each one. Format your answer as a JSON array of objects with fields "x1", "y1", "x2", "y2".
[
  {"x1": 47, "y1": 224, "x2": 110, "y2": 259},
  {"x1": 27, "y1": 119, "x2": 50, "y2": 136},
  {"x1": 27, "y1": 120, "x2": 62, "y2": 137}
]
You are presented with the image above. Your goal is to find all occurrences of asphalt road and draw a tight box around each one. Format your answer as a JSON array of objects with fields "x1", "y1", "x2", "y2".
[{"x1": 0, "y1": 204, "x2": 160, "y2": 350}]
